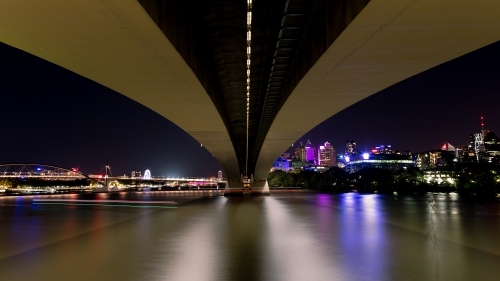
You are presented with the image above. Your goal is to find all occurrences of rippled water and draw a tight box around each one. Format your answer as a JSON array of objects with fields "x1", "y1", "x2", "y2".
[{"x1": 1, "y1": 191, "x2": 499, "y2": 281}]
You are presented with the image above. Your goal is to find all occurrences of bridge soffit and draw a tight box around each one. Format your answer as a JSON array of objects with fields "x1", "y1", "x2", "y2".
[{"x1": 255, "y1": 0, "x2": 500, "y2": 179}]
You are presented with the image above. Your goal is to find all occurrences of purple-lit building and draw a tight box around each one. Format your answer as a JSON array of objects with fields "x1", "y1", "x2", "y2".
[{"x1": 304, "y1": 140, "x2": 316, "y2": 163}]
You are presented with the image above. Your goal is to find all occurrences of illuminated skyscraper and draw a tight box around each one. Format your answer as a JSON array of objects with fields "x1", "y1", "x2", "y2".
[
  {"x1": 304, "y1": 140, "x2": 316, "y2": 163},
  {"x1": 345, "y1": 140, "x2": 357, "y2": 155},
  {"x1": 294, "y1": 142, "x2": 306, "y2": 161},
  {"x1": 318, "y1": 142, "x2": 336, "y2": 167}
]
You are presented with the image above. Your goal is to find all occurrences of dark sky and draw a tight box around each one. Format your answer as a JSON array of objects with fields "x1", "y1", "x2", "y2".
[{"x1": 1, "y1": 41, "x2": 499, "y2": 176}]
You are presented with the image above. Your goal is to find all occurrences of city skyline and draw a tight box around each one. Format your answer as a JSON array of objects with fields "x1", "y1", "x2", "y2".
[{"x1": 1, "y1": 41, "x2": 500, "y2": 176}]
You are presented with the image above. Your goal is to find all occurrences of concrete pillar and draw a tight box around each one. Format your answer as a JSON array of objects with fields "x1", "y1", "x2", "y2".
[
  {"x1": 224, "y1": 180, "x2": 244, "y2": 196},
  {"x1": 92, "y1": 185, "x2": 108, "y2": 193},
  {"x1": 249, "y1": 180, "x2": 270, "y2": 196}
]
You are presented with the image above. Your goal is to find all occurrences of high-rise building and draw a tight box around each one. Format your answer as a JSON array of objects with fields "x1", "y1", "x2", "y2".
[
  {"x1": 304, "y1": 140, "x2": 316, "y2": 163},
  {"x1": 318, "y1": 142, "x2": 336, "y2": 167},
  {"x1": 455, "y1": 145, "x2": 476, "y2": 162},
  {"x1": 441, "y1": 142, "x2": 455, "y2": 151},
  {"x1": 415, "y1": 150, "x2": 455, "y2": 169},
  {"x1": 345, "y1": 140, "x2": 357, "y2": 155},
  {"x1": 294, "y1": 142, "x2": 306, "y2": 161},
  {"x1": 484, "y1": 131, "x2": 500, "y2": 156}
]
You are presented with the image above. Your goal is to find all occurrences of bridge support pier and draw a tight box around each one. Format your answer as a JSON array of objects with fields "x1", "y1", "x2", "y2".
[
  {"x1": 223, "y1": 180, "x2": 270, "y2": 197},
  {"x1": 250, "y1": 180, "x2": 270, "y2": 196},
  {"x1": 92, "y1": 186, "x2": 108, "y2": 193}
]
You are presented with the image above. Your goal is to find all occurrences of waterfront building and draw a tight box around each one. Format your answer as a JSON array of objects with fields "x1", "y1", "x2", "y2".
[
  {"x1": 131, "y1": 171, "x2": 141, "y2": 178},
  {"x1": 424, "y1": 169, "x2": 455, "y2": 185},
  {"x1": 271, "y1": 154, "x2": 293, "y2": 172},
  {"x1": 344, "y1": 153, "x2": 415, "y2": 173},
  {"x1": 455, "y1": 145, "x2": 476, "y2": 162},
  {"x1": 318, "y1": 142, "x2": 336, "y2": 167},
  {"x1": 415, "y1": 149, "x2": 455, "y2": 169},
  {"x1": 290, "y1": 158, "x2": 309, "y2": 170}
]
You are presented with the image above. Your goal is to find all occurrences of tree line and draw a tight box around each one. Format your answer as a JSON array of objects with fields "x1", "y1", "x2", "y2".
[{"x1": 268, "y1": 162, "x2": 500, "y2": 197}]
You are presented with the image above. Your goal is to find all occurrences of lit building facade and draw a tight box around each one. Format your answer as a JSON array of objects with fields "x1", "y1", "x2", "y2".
[
  {"x1": 415, "y1": 149, "x2": 455, "y2": 170},
  {"x1": 345, "y1": 140, "x2": 357, "y2": 155},
  {"x1": 294, "y1": 142, "x2": 306, "y2": 161},
  {"x1": 371, "y1": 144, "x2": 393, "y2": 154},
  {"x1": 484, "y1": 131, "x2": 500, "y2": 156},
  {"x1": 424, "y1": 170, "x2": 455, "y2": 185},
  {"x1": 318, "y1": 142, "x2": 336, "y2": 167},
  {"x1": 304, "y1": 140, "x2": 316, "y2": 163},
  {"x1": 271, "y1": 155, "x2": 293, "y2": 172},
  {"x1": 344, "y1": 152, "x2": 415, "y2": 173},
  {"x1": 455, "y1": 145, "x2": 476, "y2": 162}
]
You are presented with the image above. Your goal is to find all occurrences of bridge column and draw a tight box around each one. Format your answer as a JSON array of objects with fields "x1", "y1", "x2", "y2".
[
  {"x1": 223, "y1": 175, "x2": 270, "y2": 196},
  {"x1": 92, "y1": 178, "x2": 109, "y2": 193},
  {"x1": 92, "y1": 185, "x2": 108, "y2": 193},
  {"x1": 223, "y1": 180, "x2": 244, "y2": 196},
  {"x1": 249, "y1": 179, "x2": 270, "y2": 196}
]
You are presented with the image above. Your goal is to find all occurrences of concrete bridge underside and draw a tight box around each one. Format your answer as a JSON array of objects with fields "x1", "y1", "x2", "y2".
[{"x1": 1, "y1": 0, "x2": 500, "y2": 185}]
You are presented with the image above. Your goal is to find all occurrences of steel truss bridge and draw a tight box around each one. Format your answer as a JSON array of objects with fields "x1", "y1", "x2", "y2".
[
  {"x1": 0, "y1": 164, "x2": 88, "y2": 180},
  {"x1": 0, "y1": 164, "x2": 220, "y2": 192}
]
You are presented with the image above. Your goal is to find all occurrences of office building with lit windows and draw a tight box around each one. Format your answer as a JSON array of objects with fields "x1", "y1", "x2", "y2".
[
  {"x1": 344, "y1": 153, "x2": 415, "y2": 173},
  {"x1": 318, "y1": 141, "x2": 336, "y2": 167},
  {"x1": 294, "y1": 142, "x2": 306, "y2": 161}
]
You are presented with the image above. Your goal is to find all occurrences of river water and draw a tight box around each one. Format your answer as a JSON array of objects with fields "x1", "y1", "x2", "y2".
[{"x1": 0, "y1": 191, "x2": 499, "y2": 281}]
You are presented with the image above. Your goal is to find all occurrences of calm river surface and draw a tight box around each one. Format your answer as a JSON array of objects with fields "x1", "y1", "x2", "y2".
[{"x1": 1, "y1": 191, "x2": 500, "y2": 281}]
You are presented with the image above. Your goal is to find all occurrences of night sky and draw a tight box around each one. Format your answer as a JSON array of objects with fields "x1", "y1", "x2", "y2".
[{"x1": 1, "y1": 41, "x2": 499, "y2": 177}]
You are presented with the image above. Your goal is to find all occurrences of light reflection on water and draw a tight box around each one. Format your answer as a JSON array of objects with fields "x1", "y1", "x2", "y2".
[{"x1": 0, "y1": 192, "x2": 500, "y2": 280}]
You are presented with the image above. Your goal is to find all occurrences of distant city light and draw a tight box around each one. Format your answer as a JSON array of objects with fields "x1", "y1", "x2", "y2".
[
  {"x1": 363, "y1": 153, "x2": 369, "y2": 160},
  {"x1": 36, "y1": 168, "x2": 41, "y2": 171},
  {"x1": 345, "y1": 156, "x2": 350, "y2": 162},
  {"x1": 143, "y1": 169, "x2": 151, "y2": 180}
]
